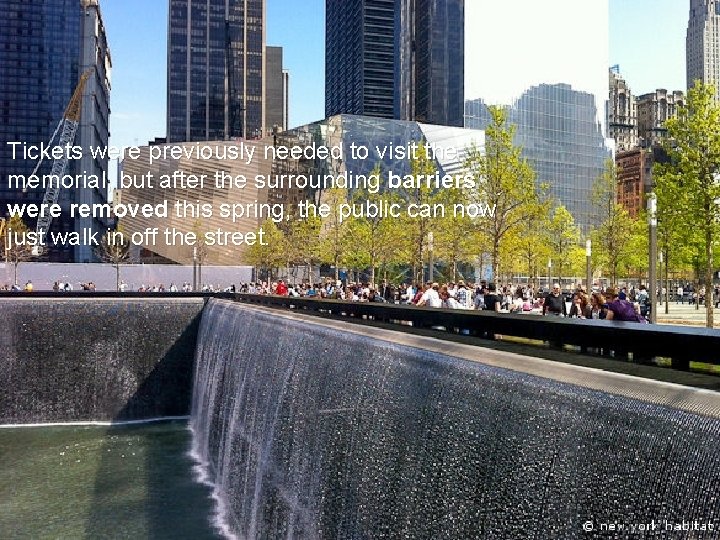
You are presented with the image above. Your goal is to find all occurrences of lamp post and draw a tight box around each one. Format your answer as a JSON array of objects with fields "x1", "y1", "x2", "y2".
[
  {"x1": 428, "y1": 232, "x2": 434, "y2": 283},
  {"x1": 192, "y1": 246, "x2": 197, "y2": 292},
  {"x1": 648, "y1": 193, "x2": 657, "y2": 323},
  {"x1": 586, "y1": 240, "x2": 592, "y2": 292},
  {"x1": 547, "y1": 259, "x2": 552, "y2": 290}
]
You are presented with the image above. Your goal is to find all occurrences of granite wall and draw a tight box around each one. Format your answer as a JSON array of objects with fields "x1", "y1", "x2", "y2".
[
  {"x1": 193, "y1": 299, "x2": 720, "y2": 539},
  {"x1": 0, "y1": 298, "x2": 205, "y2": 423}
]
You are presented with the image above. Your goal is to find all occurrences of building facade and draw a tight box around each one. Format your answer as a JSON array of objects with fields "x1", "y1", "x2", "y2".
[
  {"x1": 326, "y1": 0, "x2": 463, "y2": 125},
  {"x1": 616, "y1": 146, "x2": 670, "y2": 218},
  {"x1": 465, "y1": 84, "x2": 613, "y2": 232},
  {"x1": 325, "y1": 0, "x2": 396, "y2": 119},
  {"x1": 608, "y1": 67, "x2": 638, "y2": 152},
  {"x1": 0, "y1": 0, "x2": 111, "y2": 263},
  {"x1": 636, "y1": 89, "x2": 684, "y2": 148},
  {"x1": 120, "y1": 140, "x2": 273, "y2": 266},
  {"x1": 687, "y1": 0, "x2": 720, "y2": 99},
  {"x1": 395, "y1": 0, "x2": 464, "y2": 126},
  {"x1": 265, "y1": 46, "x2": 289, "y2": 133},
  {"x1": 167, "y1": 0, "x2": 266, "y2": 142}
]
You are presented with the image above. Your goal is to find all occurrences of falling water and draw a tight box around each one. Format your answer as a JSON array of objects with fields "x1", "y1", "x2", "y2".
[{"x1": 191, "y1": 299, "x2": 720, "y2": 539}]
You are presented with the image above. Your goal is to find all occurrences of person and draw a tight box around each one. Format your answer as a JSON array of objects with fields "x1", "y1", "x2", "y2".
[
  {"x1": 484, "y1": 283, "x2": 501, "y2": 312},
  {"x1": 455, "y1": 280, "x2": 472, "y2": 309},
  {"x1": 605, "y1": 288, "x2": 647, "y2": 323},
  {"x1": 417, "y1": 282, "x2": 442, "y2": 308},
  {"x1": 568, "y1": 292, "x2": 592, "y2": 319},
  {"x1": 543, "y1": 283, "x2": 566, "y2": 316},
  {"x1": 440, "y1": 286, "x2": 462, "y2": 309},
  {"x1": 53, "y1": 281, "x2": 60, "y2": 292},
  {"x1": 24, "y1": 280, "x2": 33, "y2": 292},
  {"x1": 636, "y1": 285, "x2": 649, "y2": 318},
  {"x1": 276, "y1": 279, "x2": 288, "y2": 296},
  {"x1": 589, "y1": 292, "x2": 607, "y2": 319}
]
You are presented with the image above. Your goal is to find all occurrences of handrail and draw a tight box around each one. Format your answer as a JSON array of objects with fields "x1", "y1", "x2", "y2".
[{"x1": 233, "y1": 294, "x2": 720, "y2": 372}]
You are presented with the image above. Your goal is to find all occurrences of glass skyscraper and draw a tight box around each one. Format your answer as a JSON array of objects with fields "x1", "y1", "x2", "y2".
[
  {"x1": 167, "y1": 0, "x2": 265, "y2": 142},
  {"x1": 465, "y1": 84, "x2": 613, "y2": 232},
  {"x1": 395, "y1": 0, "x2": 464, "y2": 126},
  {"x1": 326, "y1": 0, "x2": 464, "y2": 126},
  {"x1": 0, "y1": 0, "x2": 111, "y2": 263}
]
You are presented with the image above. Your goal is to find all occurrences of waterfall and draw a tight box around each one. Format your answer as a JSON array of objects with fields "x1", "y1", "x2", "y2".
[{"x1": 191, "y1": 299, "x2": 720, "y2": 539}]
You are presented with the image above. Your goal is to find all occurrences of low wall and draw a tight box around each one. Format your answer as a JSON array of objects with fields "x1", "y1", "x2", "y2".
[
  {"x1": 193, "y1": 300, "x2": 720, "y2": 539},
  {"x1": 0, "y1": 298, "x2": 205, "y2": 423}
]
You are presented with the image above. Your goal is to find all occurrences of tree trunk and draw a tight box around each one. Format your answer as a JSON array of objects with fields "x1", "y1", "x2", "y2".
[
  {"x1": 116, "y1": 264, "x2": 120, "y2": 292},
  {"x1": 664, "y1": 249, "x2": 670, "y2": 315},
  {"x1": 706, "y1": 222, "x2": 714, "y2": 327},
  {"x1": 14, "y1": 262, "x2": 18, "y2": 285}
]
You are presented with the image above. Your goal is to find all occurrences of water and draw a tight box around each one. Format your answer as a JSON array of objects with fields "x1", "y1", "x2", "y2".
[
  {"x1": 0, "y1": 420, "x2": 222, "y2": 539},
  {"x1": 192, "y1": 299, "x2": 720, "y2": 539}
]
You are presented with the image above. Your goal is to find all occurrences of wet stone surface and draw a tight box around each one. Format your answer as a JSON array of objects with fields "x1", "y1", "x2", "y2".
[
  {"x1": 1, "y1": 298, "x2": 205, "y2": 423},
  {"x1": 193, "y1": 300, "x2": 720, "y2": 540}
]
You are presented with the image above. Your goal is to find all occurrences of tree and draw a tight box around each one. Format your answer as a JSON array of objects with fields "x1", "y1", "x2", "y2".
[
  {"x1": 433, "y1": 180, "x2": 477, "y2": 282},
  {"x1": 244, "y1": 219, "x2": 286, "y2": 281},
  {"x1": 284, "y1": 212, "x2": 322, "y2": 284},
  {"x1": 465, "y1": 105, "x2": 540, "y2": 284},
  {"x1": 546, "y1": 204, "x2": 581, "y2": 285},
  {"x1": 95, "y1": 227, "x2": 131, "y2": 291},
  {"x1": 2, "y1": 215, "x2": 34, "y2": 285},
  {"x1": 656, "y1": 81, "x2": 720, "y2": 327},
  {"x1": 590, "y1": 159, "x2": 643, "y2": 285},
  {"x1": 191, "y1": 220, "x2": 209, "y2": 289},
  {"x1": 344, "y1": 169, "x2": 402, "y2": 286},
  {"x1": 318, "y1": 187, "x2": 351, "y2": 282},
  {"x1": 401, "y1": 142, "x2": 441, "y2": 283}
]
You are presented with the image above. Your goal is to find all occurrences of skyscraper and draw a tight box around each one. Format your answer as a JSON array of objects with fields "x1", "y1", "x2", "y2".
[
  {"x1": 608, "y1": 67, "x2": 638, "y2": 152},
  {"x1": 325, "y1": 0, "x2": 463, "y2": 125},
  {"x1": 326, "y1": 0, "x2": 396, "y2": 119},
  {"x1": 395, "y1": 0, "x2": 464, "y2": 126},
  {"x1": 0, "y1": 0, "x2": 112, "y2": 263},
  {"x1": 687, "y1": 0, "x2": 720, "y2": 99},
  {"x1": 266, "y1": 46, "x2": 289, "y2": 132},
  {"x1": 167, "y1": 0, "x2": 265, "y2": 142}
]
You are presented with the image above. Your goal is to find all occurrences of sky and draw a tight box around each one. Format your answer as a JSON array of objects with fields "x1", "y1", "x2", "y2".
[{"x1": 101, "y1": 0, "x2": 690, "y2": 153}]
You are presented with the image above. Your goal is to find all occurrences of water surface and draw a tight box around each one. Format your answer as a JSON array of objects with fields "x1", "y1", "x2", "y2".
[{"x1": 0, "y1": 420, "x2": 221, "y2": 539}]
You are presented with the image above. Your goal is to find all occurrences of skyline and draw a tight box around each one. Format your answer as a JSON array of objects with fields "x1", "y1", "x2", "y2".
[{"x1": 102, "y1": 0, "x2": 690, "y2": 153}]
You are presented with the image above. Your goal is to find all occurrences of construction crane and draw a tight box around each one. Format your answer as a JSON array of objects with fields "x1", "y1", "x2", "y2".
[{"x1": 30, "y1": 69, "x2": 92, "y2": 255}]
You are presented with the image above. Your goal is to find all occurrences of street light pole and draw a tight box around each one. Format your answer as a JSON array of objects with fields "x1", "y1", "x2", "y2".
[
  {"x1": 547, "y1": 259, "x2": 552, "y2": 290},
  {"x1": 648, "y1": 193, "x2": 658, "y2": 323},
  {"x1": 586, "y1": 240, "x2": 592, "y2": 292}
]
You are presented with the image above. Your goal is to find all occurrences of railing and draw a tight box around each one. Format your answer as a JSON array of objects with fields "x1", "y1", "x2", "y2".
[{"x1": 234, "y1": 294, "x2": 720, "y2": 372}]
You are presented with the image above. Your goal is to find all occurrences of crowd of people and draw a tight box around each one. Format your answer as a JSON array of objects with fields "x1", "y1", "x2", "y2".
[{"x1": 248, "y1": 279, "x2": 671, "y2": 323}]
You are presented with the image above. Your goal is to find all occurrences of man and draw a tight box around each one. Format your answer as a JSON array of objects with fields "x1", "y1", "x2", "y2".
[
  {"x1": 605, "y1": 288, "x2": 645, "y2": 323},
  {"x1": 543, "y1": 283, "x2": 566, "y2": 316},
  {"x1": 417, "y1": 282, "x2": 442, "y2": 308},
  {"x1": 455, "y1": 280, "x2": 472, "y2": 309},
  {"x1": 276, "y1": 279, "x2": 288, "y2": 296},
  {"x1": 636, "y1": 285, "x2": 649, "y2": 318}
]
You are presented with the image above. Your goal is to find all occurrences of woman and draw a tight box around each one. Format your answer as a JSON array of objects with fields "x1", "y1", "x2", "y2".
[
  {"x1": 589, "y1": 292, "x2": 607, "y2": 320},
  {"x1": 569, "y1": 292, "x2": 592, "y2": 319}
]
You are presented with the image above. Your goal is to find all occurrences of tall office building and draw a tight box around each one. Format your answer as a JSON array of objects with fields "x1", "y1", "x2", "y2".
[
  {"x1": 266, "y1": 46, "x2": 289, "y2": 132},
  {"x1": 167, "y1": 0, "x2": 265, "y2": 142},
  {"x1": 636, "y1": 89, "x2": 685, "y2": 147},
  {"x1": 608, "y1": 67, "x2": 638, "y2": 152},
  {"x1": 464, "y1": 0, "x2": 610, "y2": 232},
  {"x1": 395, "y1": 0, "x2": 464, "y2": 126},
  {"x1": 326, "y1": 0, "x2": 463, "y2": 125},
  {"x1": 0, "y1": 0, "x2": 112, "y2": 263},
  {"x1": 687, "y1": 0, "x2": 720, "y2": 99},
  {"x1": 326, "y1": 0, "x2": 396, "y2": 119}
]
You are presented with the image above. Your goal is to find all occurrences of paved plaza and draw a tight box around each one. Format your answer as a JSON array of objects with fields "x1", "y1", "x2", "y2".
[{"x1": 655, "y1": 301, "x2": 720, "y2": 328}]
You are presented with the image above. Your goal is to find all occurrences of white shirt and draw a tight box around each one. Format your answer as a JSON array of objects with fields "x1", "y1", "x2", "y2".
[{"x1": 421, "y1": 288, "x2": 442, "y2": 308}]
